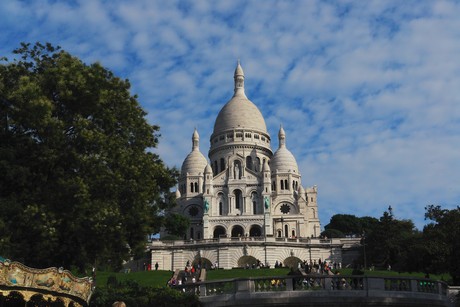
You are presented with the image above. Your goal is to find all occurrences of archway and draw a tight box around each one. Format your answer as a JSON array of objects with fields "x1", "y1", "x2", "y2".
[
  {"x1": 231, "y1": 225, "x2": 244, "y2": 237},
  {"x1": 192, "y1": 257, "x2": 213, "y2": 270},
  {"x1": 284, "y1": 256, "x2": 302, "y2": 269},
  {"x1": 249, "y1": 225, "x2": 262, "y2": 237},
  {"x1": 238, "y1": 255, "x2": 258, "y2": 268},
  {"x1": 213, "y1": 226, "x2": 226, "y2": 238}
]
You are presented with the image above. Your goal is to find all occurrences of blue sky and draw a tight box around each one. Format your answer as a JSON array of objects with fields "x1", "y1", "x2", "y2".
[{"x1": 2, "y1": 0, "x2": 459, "y2": 230}]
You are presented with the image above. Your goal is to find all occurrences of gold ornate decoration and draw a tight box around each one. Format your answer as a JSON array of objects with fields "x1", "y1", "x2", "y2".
[{"x1": 0, "y1": 259, "x2": 93, "y2": 306}]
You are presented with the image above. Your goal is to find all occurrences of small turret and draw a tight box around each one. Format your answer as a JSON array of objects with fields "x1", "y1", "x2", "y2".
[
  {"x1": 175, "y1": 188, "x2": 181, "y2": 199},
  {"x1": 233, "y1": 60, "x2": 247, "y2": 97},
  {"x1": 204, "y1": 164, "x2": 214, "y2": 195}
]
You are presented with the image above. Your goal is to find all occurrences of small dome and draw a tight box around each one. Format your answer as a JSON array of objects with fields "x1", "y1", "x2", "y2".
[
  {"x1": 181, "y1": 129, "x2": 208, "y2": 176},
  {"x1": 181, "y1": 151, "x2": 207, "y2": 175},
  {"x1": 270, "y1": 126, "x2": 299, "y2": 173},
  {"x1": 270, "y1": 147, "x2": 299, "y2": 173}
]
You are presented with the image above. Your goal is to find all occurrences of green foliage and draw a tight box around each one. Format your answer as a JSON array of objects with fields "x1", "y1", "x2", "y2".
[
  {"x1": 90, "y1": 276, "x2": 201, "y2": 307},
  {"x1": 163, "y1": 213, "x2": 190, "y2": 237},
  {"x1": 95, "y1": 270, "x2": 173, "y2": 288},
  {"x1": 323, "y1": 214, "x2": 378, "y2": 237},
  {"x1": 0, "y1": 42, "x2": 177, "y2": 272},
  {"x1": 423, "y1": 205, "x2": 460, "y2": 284},
  {"x1": 206, "y1": 268, "x2": 290, "y2": 280},
  {"x1": 321, "y1": 228, "x2": 344, "y2": 238},
  {"x1": 365, "y1": 210, "x2": 419, "y2": 271}
]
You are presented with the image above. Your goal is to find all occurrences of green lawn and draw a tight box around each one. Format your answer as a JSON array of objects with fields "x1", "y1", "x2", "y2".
[
  {"x1": 94, "y1": 268, "x2": 451, "y2": 288},
  {"x1": 95, "y1": 270, "x2": 173, "y2": 288},
  {"x1": 206, "y1": 268, "x2": 290, "y2": 280}
]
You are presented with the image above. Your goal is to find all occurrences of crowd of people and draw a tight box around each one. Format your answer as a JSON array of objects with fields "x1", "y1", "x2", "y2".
[{"x1": 168, "y1": 260, "x2": 202, "y2": 287}]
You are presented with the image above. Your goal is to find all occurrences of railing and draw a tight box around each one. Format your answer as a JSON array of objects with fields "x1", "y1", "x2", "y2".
[
  {"x1": 151, "y1": 237, "x2": 343, "y2": 246},
  {"x1": 171, "y1": 275, "x2": 450, "y2": 300}
]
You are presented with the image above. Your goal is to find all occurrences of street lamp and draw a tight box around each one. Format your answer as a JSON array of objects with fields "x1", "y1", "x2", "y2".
[
  {"x1": 264, "y1": 214, "x2": 267, "y2": 266},
  {"x1": 362, "y1": 231, "x2": 367, "y2": 270}
]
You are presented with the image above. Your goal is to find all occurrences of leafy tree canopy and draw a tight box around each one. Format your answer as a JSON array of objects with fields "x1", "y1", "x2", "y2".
[
  {"x1": 0, "y1": 42, "x2": 178, "y2": 272},
  {"x1": 163, "y1": 213, "x2": 190, "y2": 239},
  {"x1": 323, "y1": 214, "x2": 378, "y2": 237},
  {"x1": 423, "y1": 205, "x2": 460, "y2": 284}
]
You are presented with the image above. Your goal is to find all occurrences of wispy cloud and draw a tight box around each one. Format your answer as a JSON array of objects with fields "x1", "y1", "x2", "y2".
[{"x1": 2, "y1": 0, "x2": 459, "y2": 229}]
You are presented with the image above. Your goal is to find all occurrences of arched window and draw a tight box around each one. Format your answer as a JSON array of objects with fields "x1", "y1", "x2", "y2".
[
  {"x1": 220, "y1": 158, "x2": 225, "y2": 172},
  {"x1": 246, "y1": 156, "x2": 253, "y2": 170},
  {"x1": 280, "y1": 180, "x2": 284, "y2": 190},
  {"x1": 277, "y1": 230, "x2": 282, "y2": 237},
  {"x1": 218, "y1": 192, "x2": 225, "y2": 215},
  {"x1": 292, "y1": 230, "x2": 296, "y2": 238},
  {"x1": 190, "y1": 182, "x2": 194, "y2": 192},
  {"x1": 249, "y1": 225, "x2": 262, "y2": 237},
  {"x1": 231, "y1": 225, "x2": 244, "y2": 237},
  {"x1": 251, "y1": 192, "x2": 258, "y2": 214},
  {"x1": 194, "y1": 182, "x2": 198, "y2": 193},
  {"x1": 234, "y1": 189, "x2": 242, "y2": 211},
  {"x1": 214, "y1": 161, "x2": 218, "y2": 175},
  {"x1": 213, "y1": 226, "x2": 226, "y2": 238},
  {"x1": 255, "y1": 157, "x2": 261, "y2": 172},
  {"x1": 284, "y1": 179, "x2": 288, "y2": 190}
]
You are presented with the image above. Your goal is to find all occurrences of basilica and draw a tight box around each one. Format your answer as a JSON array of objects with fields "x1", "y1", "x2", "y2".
[
  {"x1": 150, "y1": 63, "x2": 355, "y2": 270},
  {"x1": 174, "y1": 62, "x2": 321, "y2": 241}
]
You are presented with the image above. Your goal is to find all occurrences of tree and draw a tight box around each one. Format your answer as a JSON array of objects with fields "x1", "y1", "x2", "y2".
[
  {"x1": 163, "y1": 213, "x2": 190, "y2": 238},
  {"x1": 423, "y1": 205, "x2": 460, "y2": 284},
  {"x1": 365, "y1": 208, "x2": 418, "y2": 271},
  {"x1": 0, "y1": 43, "x2": 177, "y2": 271},
  {"x1": 323, "y1": 214, "x2": 378, "y2": 237},
  {"x1": 324, "y1": 214, "x2": 361, "y2": 237}
]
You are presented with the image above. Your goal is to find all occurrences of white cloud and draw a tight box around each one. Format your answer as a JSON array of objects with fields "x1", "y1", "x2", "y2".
[{"x1": 1, "y1": 0, "x2": 459, "y2": 229}]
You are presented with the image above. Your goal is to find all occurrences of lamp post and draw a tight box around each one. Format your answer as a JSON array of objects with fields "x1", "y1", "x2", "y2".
[
  {"x1": 362, "y1": 231, "x2": 367, "y2": 270},
  {"x1": 264, "y1": 214, "x2": 267, "y2": 266}
]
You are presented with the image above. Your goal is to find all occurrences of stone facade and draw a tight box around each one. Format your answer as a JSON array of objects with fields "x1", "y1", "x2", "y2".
[
  {"x1": 174, "y1": 61, "x2": 320, "y2": 241},
  {"x1": 151, "y1": 62, "x2": 349, "y2": 270}
]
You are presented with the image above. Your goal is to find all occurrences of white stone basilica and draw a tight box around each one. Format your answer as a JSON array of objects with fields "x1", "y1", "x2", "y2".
[
  {"x1": 175, "y1": 62, "x2": 321, "y2": 240},
  {"x1": 150, "y1": 63, "x2": 355, "y2": 270}
]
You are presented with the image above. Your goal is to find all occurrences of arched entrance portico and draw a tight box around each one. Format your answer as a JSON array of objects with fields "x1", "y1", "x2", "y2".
[
  {"x1": 238, "y1": 256, "x2": 258, "y2": 268},
  {"x1": 249, "y1": 225, "x2": 262, "y2": 237},
  {"x1": 231, "y1": 225, "x2": 244, "y2": 237},
  {"x1": 192, "y1": 257, "x2": 212, "y2": 270},
  {"x1": 213, "y1": 226, "x2": 226, "y2": 238},
  {"x1": 284, "y1": 256, "x2": 302, "y2": 269}
]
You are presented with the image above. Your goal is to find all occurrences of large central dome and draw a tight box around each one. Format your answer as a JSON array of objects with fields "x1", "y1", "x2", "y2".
[{"x1": 212, "y1": 62, "x2": 267, "y2": 135}]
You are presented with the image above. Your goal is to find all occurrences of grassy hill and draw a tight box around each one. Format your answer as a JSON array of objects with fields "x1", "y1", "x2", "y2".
[{"x1": 94, "y1": 268, "x2": 451, "y2": 288}]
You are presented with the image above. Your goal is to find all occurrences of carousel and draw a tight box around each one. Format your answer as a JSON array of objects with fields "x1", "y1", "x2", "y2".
[{"x1": 0, "y1": 258, "x2": 93, "y2": 307}]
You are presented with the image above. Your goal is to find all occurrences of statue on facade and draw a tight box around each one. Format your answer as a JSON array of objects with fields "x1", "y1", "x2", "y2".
[
  {"x1": 234, "y1": 163, "x2": 240, "y2": 179},
  {"x1": 204, "y1": 199, "x2": 209, "y2": 213},
  {"x1": 264, "y1": 196, "x2": 270, "y2": 210}
]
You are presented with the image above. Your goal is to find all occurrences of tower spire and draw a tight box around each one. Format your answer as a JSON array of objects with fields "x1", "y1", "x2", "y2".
[
  {"x1": 192, "y1": 128, "x2": 199, "y2": 151},
  {"x1": 234, "y1": 60, "x2": 246, "y2": 97},
  {"x1": 278, "y1": 125, "x2": 286, "y2": 148}
]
